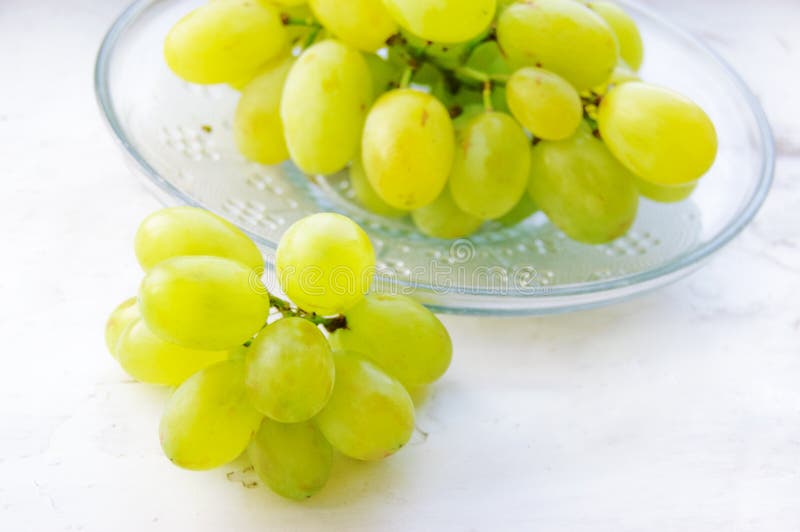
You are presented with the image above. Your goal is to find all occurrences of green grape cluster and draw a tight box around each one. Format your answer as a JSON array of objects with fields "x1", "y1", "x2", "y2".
[
  {"x1": 163, "y1": 0, "x2": 718, "y2": 245},
  {"x1": 105, "y1": 207, "x2": 452, "y2": 500}
]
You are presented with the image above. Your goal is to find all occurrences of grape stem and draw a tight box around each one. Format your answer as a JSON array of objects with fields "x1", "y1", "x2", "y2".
[
  {"x1": 302, "y1": 25, "x2": 322, "y2": 49},
  {"x1": 268, "y1": 294, "x2": 348, "y2": 333},
  {"x1": 399, "y1": 67, "x2": 414, "y2": 88},
  {"x1": 482, "y1": 81, "x2": 493, "y2": 112},
  {"x1": 280, "y1": 15, "x2": 318, "y2": 27}
]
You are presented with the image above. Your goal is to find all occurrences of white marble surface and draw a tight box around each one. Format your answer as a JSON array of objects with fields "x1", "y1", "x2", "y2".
[{"x1": 1, "y1": 0, "x2": 799, "y2": 530}]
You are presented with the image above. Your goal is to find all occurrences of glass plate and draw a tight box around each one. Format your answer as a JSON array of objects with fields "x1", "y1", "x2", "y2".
[{"x1": 95, "y1": 0, "x2": 774, "y2": 315}]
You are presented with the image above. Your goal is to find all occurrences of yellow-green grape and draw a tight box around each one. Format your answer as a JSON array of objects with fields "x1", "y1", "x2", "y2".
[
  {"x1": 528, "y1": 124, "x2": 639, "y2": 244},
  {"x1": 452, "y1": 104, "x2": 485, "y2": 132},
  {"x1": 349, "y1": 157, "x2": 407, "y2": 217},
  {"x1": 164, "y1": 1, "x2": 288, "y2": 84},
  {"x1": 281, "y1": 40, "x2": 373, "y2": 175},
  {"x1": 382, "y1": 0, "x2": 496, "y2": 43},
  {"x1": 411, "y1": 63, "x2": 451, "y2": 104},
  {"x1": 116, "y1": 319, "x2": 228, "y2": 386},
  {"x1": 309, "y1": 0, "x2": 397, "y2": 52},
  {"x1": 588, "y1": 1, "x2": 643, "y2": 70},
  {"x1": 449, "y1": 111, "x2": 531, "y2": 220},
  {"x1": 160, "y1": 360, "x2": 262, "y2": 470},
  {"x1": 139, "y1": 256, "x2": 270, "y2": 350},
  {"x1": 635, "y1": 177, "x2": 698, "y2": 203},
  {"x1": 363, "y1": 53, "x2": 401, "y2": 96},
  {"x1": 598, "y1": 82, "x2": 718, "y2": 185},
  {"x1": 412, "y1": 187, "x2": 483, "y2": 239},
  {"x1": 248, "y1": 418, "x2": 333, "y2": 500},
  {"x1": 315, "y1": 351, "x2": 415, "y2": 461},
  {"x1": 105, "y1": 297, "x2": 140, "y2": 358},
  {"x1": 234, "y1": 56, "x2": 294, "y2": 165},
  {"x1": 497, "y1": 193, "x2": 538, "y2": 227},
  {"x1": 330, "y1": 293, "x2": 452, "y2": 386},
  {"x1": 465, "y1": 41, "x2": 511, "y2": 76},
  {"x1": 362, "y1": 89, "x2": 455, "y2": 209},
  {"x1": 497, "y1": 0, "x2": 618, "y2": 90},
  {"x1": 245, "y1": 318, "x2": 334, "y2": 422},
  {"x1": 506, "y1": 67, "x2": 583, "y2": 140},
  {"x1": 262, "y1": 0, "x2": 306, "y2": 6},
  {"x1": 401, "y1": 32, "x2": 476, "y2": 70},
  {"x1": 276, "y1": 213, "x2": 375, "y2": 316},
  {"x1": 135, "y1": 207, "x2": 263, "y2": 272}
]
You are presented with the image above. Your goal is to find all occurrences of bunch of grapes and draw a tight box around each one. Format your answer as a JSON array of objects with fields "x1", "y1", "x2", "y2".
[
  {"x1": 105, "y1": 206, "x2": 452, "y2": 499},
  {"x1": 163, "y1": 0, "x2": 718, "y2": 244}
]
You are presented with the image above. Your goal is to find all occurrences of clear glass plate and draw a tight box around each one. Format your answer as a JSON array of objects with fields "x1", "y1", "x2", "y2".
[{"x1": 95, "y1": 0, "x2": 774, "y2": 315}]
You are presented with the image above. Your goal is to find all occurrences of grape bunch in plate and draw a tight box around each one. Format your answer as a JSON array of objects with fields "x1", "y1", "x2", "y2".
[
  {"x1": 163, "y1": 0, "x2": 718, "y2": 244},
  {"x1": 105, "y1": 207, "x2": 452, "y2": 499}
]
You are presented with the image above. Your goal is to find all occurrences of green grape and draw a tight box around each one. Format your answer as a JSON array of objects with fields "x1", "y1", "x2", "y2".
[
  {"x1": 506, "y1": 67, "x2": 583, "y2": 140},
  {"x1": 116, "y1": 318, "x2": 228, "y2": 386},
  {"x1": 234, "y1": 56, "x2": 294, "y2": 165},
  {"x1": 496, "y1": 193, "x2": 538, "y2": 227},
  {"x1": 160, "y1": 360, "x2": 262, "y2": 470},
  {"x1": 528, "y1": 124, "x2": 639, "y2": 244},
  {"x1": 330, "y1": 293, "x2": 452, "y2": 387},
  {"x1": 449, "y1": 111, "x2": 530, "y2": 220},
  {"x1": 411, "y1": 188, "x2": 483, "y2": 240},
  {"x1": 363, "y1": 53, "x2": 401, "y2": 96},
  {"x1": 362, "y1": 89, "x2": 455, "y2": 209},
  {"x1": 309, "y1": 0, "x2": 397, "y2": 52},
  {"x1": 105, "y1": 297, "x2": 140, "y2": 358},
  {"x1": 497, "y1": 0, "x2": 618, "y2": 90},
  {"x1": 411, "y1": 63, "x2": 451, "y2": 104},
  {"x1": 635, "y1": 177, "x2": 697, "y2": 203},
  {"x1": 245, "y1": 318, "x2": 334, "y2": 423},
  {"x1": 139, "y1": 256, "x2": 270, "y2": 350},
  {"x1": 263, "y1": 0, "x2": 306, "y2": 6},
  {"x1": 315, "y1": 351, "x2": 415, "y2": 461},
  {"x1": 451, "y1": 103, "x2": 485, "y2": 132},
  {"x1": 598, "y1": 82, "x2": 718, "y2": 185},
  {"x1": 281, "y1": 40, "x2": 373, "y2": 175},
  {"x1": 401, "y1": 32, "x2": 475, "y2": 70},
  {"x1": 248, "y1": 418, "x2": 333, "y2": 500},
  {"x1": 164, "y1": 0, "x2": 288, "y2": 84},
  {"x1": 588, "y1": 1, "x2": 643, "y2": 71},
  {"x1": 134, "y1": 207, "x2": 264, "y2": 272},
  {"x1": 465, "y1": 41, "x2": 511, "y2": 76},
  {"x1": 276, "y1": 213, "x2": 375, "y2": 316},
  {"x1": 383, "y1": 0, "x2": 496, "y2": 43},
  {"x1": 349, "y1": 157, "x2": 407, "y2": 217}
]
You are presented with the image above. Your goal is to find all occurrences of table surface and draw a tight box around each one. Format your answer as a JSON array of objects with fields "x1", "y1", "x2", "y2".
[{"x1": 1, "y1": 0, "x2": 799, "y2": 530}]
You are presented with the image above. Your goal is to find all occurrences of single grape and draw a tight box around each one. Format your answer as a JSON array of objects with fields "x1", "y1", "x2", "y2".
[
  {"x1": 588, "y1": 1, "x2": 643, "y2": 71},
  {"x1": 465, "y1": 41, "x2": 511, "y2": 77},
  {"x1": 276, "y1": 213, "x2": 375, "y2": 316},
  {"x1": 449, "y1": 111, "x2": 531, "y2": 220},
  {"x1": 528, "y1": 124, "x2": 639, "y2": 244},
  {"x1": 349, "y1": 157, "x2": 407, "y2": 218},
  {"x1": 160, "y1": 360, "x2": 262, "y2": 470},
  {"x1": 506, "y1": 67, "x2": 583, "y2": 140},
  {"x1": 280, "y1": 40, "x2": 373, "y2": 175},
  {"x1": 105, "y1": 297, "x2": 140, "y2": 358},
  {"x1": 234, "y1": 56, "x2": 294, "y2": 165},
  {"x1": 315, "y1": 351, "x2": 415, "y2": 461},
  {"x1": 330, "y1": 293, "x2": 452, "y2": 387},
  {"x1": 248, "y1": 418, "x2": 333, "y2": 500},
  {"x1": 309, "y1": 0, "x2": 397, "y2": 52},
  {"x1": 245, "y1": 318, "x2": 335, "y2": 423},
  {"x1": 139, "y1": 256, "x2": 270, "y2": 350},
  {"x1": 134, "y1": 207, "x2": 264, "y2": 272},
  {"x1": 497, "y1": 0, "x2": 618, "y2": 90},
  {"x1": 164, "y1": 0, "x2": 287, "y2": 84},
  {"x1": 412, "y1": 188, "x2": 483, "y2": 240},
  {"x1": 382, "y1": 0, "x2": 496, "y2": 43},
  {"x1": 496, "y1": 193, "x2": 539, "y2": 227},
  {"x1": 116, "y1": 319, "x2": 228, "y2": 386},
  {"x1": 362, "y1": 89, "x2": 455, "y2": 209},
  {"x1": 635, "y1": 178, "x2": 698, "y2": 203},
  {"x1": 598, "y1": 82, "x2": 718, "y2": 185},
  {"x1": 363, "y1": 53, "x2": 401, "y2": 96}
]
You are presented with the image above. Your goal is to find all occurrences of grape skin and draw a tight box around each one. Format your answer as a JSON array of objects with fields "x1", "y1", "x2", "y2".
[
  {"x1": 139, "y1": 256, "x2": 270, "y2": 351},
  {"x1": 588, "y1": 1, "x2": 644, "y2": 71},
  {"x1": 315, "y1": 351, "x2": 415, "y2": 461},
  {"x1": 134, "y1": 207, "x2": 264, "y2": 272},
  {"x1": 362, "y1": 89, "x2": 455, "y2": 210},
  {"x1": 248, "y1": 418, "x2": 333, "y2": 500},
  {"x1": 506, "y1": 67, "x2": 583, "y2": 141},
  {"x1": 635, "y1": 177, "x2": 698, "y2": 203},
  {"x1": 245, "y1": 318, "x2": 335, "y2": 423},
  {"x1": 382, "y1": 0, "x2": 497, "y2": 43},
  {"x1": 164, "y1": 0, "x2": 287, "y2": 84},
  {"x1": 330, "y1": 293, "x2": 452, "y2": 387},
  {"x1": 160, "y1": 360, "x2": 262, "y2": 471},
  {"x1": 309, "y1": 0, "x2": 398, "y2": 52},
  {"x1": 105, "y1": 297, "x2": 140, "y2": 357},
  {"x1": 496, "y1": 193, "x2": 539, "y2": 227},
  {"x1": 349, "y1": 157, "x2": 407, "y2": 218},
  {"x1": 280, "y1": 40, "x2": 373, "y2": 175},
  {"x1": 412, "y1": 188, "x2": 484, "y2": 240}
]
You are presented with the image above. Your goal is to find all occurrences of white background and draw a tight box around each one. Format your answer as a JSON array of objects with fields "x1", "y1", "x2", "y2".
[{"x1": 1, "y1": 0, "x2": 799, "y2": 530}]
